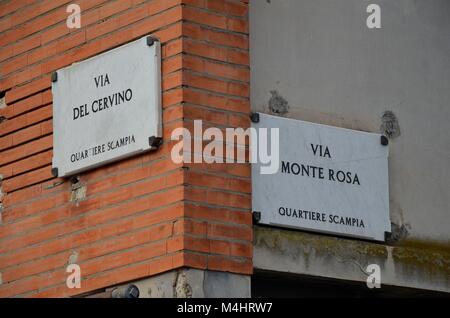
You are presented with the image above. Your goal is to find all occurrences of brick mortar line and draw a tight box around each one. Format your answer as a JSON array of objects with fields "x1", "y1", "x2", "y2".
[
  {"x1": 184, "y1": 213, "x2": 252, "y2": 227},
  {"x1": 2, "y1": 234, "x2": 173, "y2": 278},
  {"x1": 172, "y1": 238, "x2": 253, "y2": 257},
  {"x1": 0, "y1": 0, "x2": 143, "y2": 57},
  {"x1": 183, "y1": 216, "x2": 253, "y2": 231},
  {"x1": 2, "y1": 207, "x2": 251, "y2": 277},
  {"x1": 181, "y1": 117, "x2": 251, "y2": 133},
  {"x1": 0, "y1": 195, "x2": 253, "y2": 265},
  {"x1": 164, "y1": 66, "x2": 250, "y2": 89},
  {"x1": 1, "y1": 19, "x2": 183, "y2": 80},
  {"x1": 185, "y1": 167, "x2": 250, "y2": 181},
  {"x1": 2, "y1": 35, "x2": 182, "y2": 93},
  {"x1": 11, "y1": 250, "x2": 186, "y2": 298},
  {"x1": 0, "y1": 135, "x2": 52, "y2": 168},
  {"x1": 0, "y1": 152, "x2": 53, "y2": 185},
  {"x1": 0, "y1": 119, "x2": 52, "y2": 154},
  {"x1": 183, "y1": 200, "x2": 250, "y2": 213},
  {"x1": 0, "y1": 0, "x2": 75, "y2": 35},
  {"x1": 162, "y1": 69, "x2": 183, "y2": 82},
  {"x1": 80, "y1": 154, "x2": 172, "y2": 189},
  {"x1": 181, "y1": 33, "x2": 249, "y2": 53},
  {"x1": 0, "y1": 162, "x2": 173, "y2": 225},
  {"x1": 1, "y1": 224, "x2": 179, "y2": 285},
  {"x1": 183, "y1": 68, "x2": 249, "y2": 86},
  {"x1": 185, "y1": 183, "x2": 251, "y2": 196},
  {"x1": 0, "y1": 108, "x2": 234, "y2": 187},
  {"x1": 2, "y1": 9, "x2": 183, "y2": 93},
  {"x1": 1, "y1": 164, "x2": 53, "y2": 194},
  {"x1": 166, "y1": 102, "x2": 250, "y2": 122},
  {"x1": 4, "y1": 230, "x2": 252, "y2": 287},
  {"x1": 21, "y1": 250, "x2": 251, "y2": 298},
  {"x1": 175, "y1": 234, "x2": 253, "y2": 253},
  {"x1": 1, "y1": 116, "x2": 250, "y2": 200},
  {"x1": 182, "y1": 19, "x2": 249, "y2": 42},
  {"x1": 0, "y1": 110, "x2": 52, "y2": 141},
  {"x1": 182, "y1": 52, "x2": 250, "y2": 71},
  {"x1": 0, "y1": 158, "x2": 52, "y2": 180},
  {"x1": 0, "y1": 201, "x2": 184, "y2": 270},
  {"x1": 0, "y1": 4, "x2": 182, "y2": 73},
  {"x1": 1, "y1": 24, "x2": 250, "y2": 90},
  {"x1": 161, "y1": 52, "x2": 183, "y2": 73},
  {"x1": 3, "y1": 22, "x2": 179, "y2": 106},
  {"x1": 183, "y1": 86, "x2": 249, "y2": 105},
  {"x1": 0, "y1": 166, "x2": 183, "y2": 232},
  {"x1": 182, "y1": 3, "x2": 248, "y2": 22},
  {"x1": 181, "y1": 103, "x2": 250, "y2": 117},
  {"x1": 0, "y1": 105, "x2": 52, "y2": 130},
  {"x1": 0, "y1": 194, "x2": 184, "y2": 260},
  {"x1": 0, "y1": 0, "x2": 107, "y2": 33},
  {"x1": 0, "y1": 152, "x2": 171, "y2": 212},
  {"x1": 0, "y1": 192, "x2": 252, "y2": 254},
  {"x1": 182, "y1": 35, "x2": 249, "y2": 56},
  {"x1": 0, "y1": 115, "x2": 184, "y2": 183},
  {"x1": 183, "y1": 84, "x2": 249, "y2": 99},
  {"x1": 0, "y1": 2, "x2": 33, "y2": 20},
  {"x1": 182, "y1": 232, "x2": 253, "y2": 246},
  {"x1": 0, "y1": 91, "x2": 52, "y2": 120},
  {"x1": 184, "y1": 166, "x2": 250, "y2": 180},
  {"x1": 0, "y1": 132, "x2": 52, "y2": 158},
  {"x1": 160, "y1": 86, "x2": 184, "y2": 108},
  {"x1": 2, "y1": 75, "x2": 51, "y2": 108}
]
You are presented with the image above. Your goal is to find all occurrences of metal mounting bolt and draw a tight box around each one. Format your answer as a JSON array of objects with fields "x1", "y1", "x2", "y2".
[
  {"x1": 384, "y1": 231, "x2": 393, "y2": 243},
  {"x1": 70, "y1": 175, "x2": 80, "y2": 185},
  {"x1": 250, "y1": 112, "x2": 260, "y2": 123},
  {"x1": 149, "y1": 136, "x2": 163, "y2": 149},
  {"x1": 252, "y1": 211, "x2": 261, "y2": 224},
  {"x1": 380, "y1": 135, "x2": 389, "y2": 146},
  {"x1": 111, "y1": 284, "x2": 140, "y2": 298},
  {"x1": 146, "y1": 36, "x2": 157, "y2": 46},
  {"x1": 51, "y1": 72, "x2": 58, "y2": 83},
  {"x1": 51, "y1": 167, "x2": 59, "y2": 178}
]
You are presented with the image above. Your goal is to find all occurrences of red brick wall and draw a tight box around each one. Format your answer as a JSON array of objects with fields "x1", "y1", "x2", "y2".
[{"x1": 0, "y1": 0, "x2": 251, "y2": 297}]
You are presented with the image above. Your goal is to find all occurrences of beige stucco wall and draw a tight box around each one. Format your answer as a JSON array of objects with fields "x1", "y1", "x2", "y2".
[
  {"x1": 250, "y1": 0, "x2": 450, "y2": 292},
  {"x1": 250, "y1": 0, "x2": 450, "y2": 243}
]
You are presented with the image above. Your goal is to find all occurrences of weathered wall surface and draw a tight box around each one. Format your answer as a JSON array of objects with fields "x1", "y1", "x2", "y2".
[
  {"x1": 0, "y1": 0, "x2": 251, "y2": 297},
  {"x1": 250, "y1": 0, "x2": 450, "y2": 244},
  {"x1": 254, "y1": 227, "x2": 450, "y2": 293},
  {"x1": 118, "y1": 268, "x2": 251, "y2": 298},
  {"x1": 250, "y1": 0, "x2": 450, "y2": 292}
]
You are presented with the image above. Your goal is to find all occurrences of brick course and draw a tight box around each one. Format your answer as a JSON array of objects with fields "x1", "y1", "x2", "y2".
[{"x1": 0, "y1": 0, "x2": 250, "y2": 297}]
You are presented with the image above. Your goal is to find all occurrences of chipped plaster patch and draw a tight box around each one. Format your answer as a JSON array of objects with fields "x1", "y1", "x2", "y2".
[
  {"x1": 381, "y1": 110, "x2": 401, "y2": 139},
  {"x1": 268, "y1": 90, "x2": 289, "y2": 115}
]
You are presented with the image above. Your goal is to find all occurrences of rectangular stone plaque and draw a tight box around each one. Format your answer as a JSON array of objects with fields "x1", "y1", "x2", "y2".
[
  {"x1": 52, "y1": 36, "x2": 161, "y2": 177},
  {"x1": 252, "y1": 113, "x2": 390, "y2": 241}
]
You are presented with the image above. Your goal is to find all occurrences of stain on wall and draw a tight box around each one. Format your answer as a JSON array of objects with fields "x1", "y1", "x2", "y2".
[
  {"x1": 268, "y1": 90, "x2": 289, "y2": 115},
  {"x1": 381, "y1": 110, "x2": 401, "y2": 139}
]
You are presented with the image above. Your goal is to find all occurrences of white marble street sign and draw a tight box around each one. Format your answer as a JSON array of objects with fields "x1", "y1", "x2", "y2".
[
  {"x1": 252, "y1": 113, "x2": 390, "y2": 241},
  {"x1": 52, "y1": 36, "x2": 162, "y2": 177}
]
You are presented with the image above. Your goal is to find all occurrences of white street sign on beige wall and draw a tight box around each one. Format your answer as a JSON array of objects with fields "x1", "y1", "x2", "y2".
[{"x1": 252, "y1": 113, "x2": 390, "y2": 241}]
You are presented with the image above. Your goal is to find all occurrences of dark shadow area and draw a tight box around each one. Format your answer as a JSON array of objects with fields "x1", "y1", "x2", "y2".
[{"x1": 252, "y1": 269, "x2": 450, "y2": 298}]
